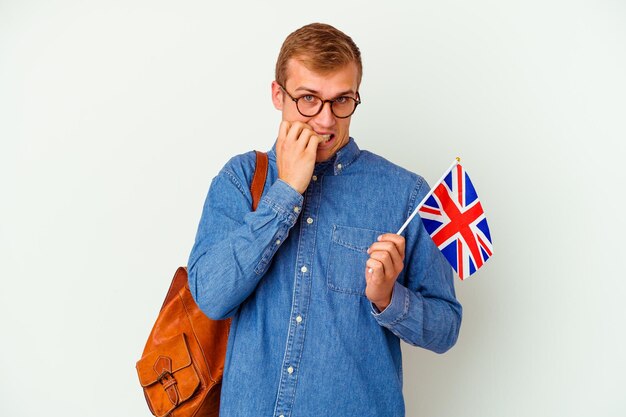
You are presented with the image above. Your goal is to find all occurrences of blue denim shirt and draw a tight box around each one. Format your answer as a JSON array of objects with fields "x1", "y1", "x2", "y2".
[{"x1": 188, "y1": 138, "x2": 462, "y2": 417}]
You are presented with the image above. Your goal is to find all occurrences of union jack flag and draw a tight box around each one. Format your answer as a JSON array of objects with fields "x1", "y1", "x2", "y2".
[{"x1": 418, "y1": 163, "x2": 493, "y2": 279}]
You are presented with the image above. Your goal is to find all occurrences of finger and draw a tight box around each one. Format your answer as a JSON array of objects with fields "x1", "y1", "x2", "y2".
[
  {"x1": 278, "y1": 120, "x2": 291, "y2": 142},
  {"x1": 368, "y1": 251, "x2": 401, "y2": 280},
  {"x1": 368, "y1": 248, "x2": 403, "y2": 276},
  {"x1": 365, "y1": 258, "x2": 385, "y2": 280},
  {"x1": 368, "y1": 241, "x2": 404, "y2": 272},
  {"x1": 277, "y1": 121, "x2": 290, "y2": 155},
  {"x1": 285, "y1": 123, "x2": 314, "y2": 156},
  {"x1": 295, "y1": 126, "x2": 323, "y2": 156},
  {"x1": 305, "y1": 132, "x2": 324, "y2": 155},
  {"x1": 286, "y1": 121, "x2": 310, "y2": 144},
  {"x1": 311, "y1": 132, "x2": 326, "y2": 144},
  {"x1": 377, "y1": 233, "x2": 406, "y2": 258}
]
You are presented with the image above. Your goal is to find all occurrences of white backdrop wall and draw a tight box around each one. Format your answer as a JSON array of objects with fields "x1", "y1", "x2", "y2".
[{"x1": 1, "y1": 1, "x2": 624, "y2": 416}]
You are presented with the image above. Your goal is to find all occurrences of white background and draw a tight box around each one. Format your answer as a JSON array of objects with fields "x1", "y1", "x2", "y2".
[{"x1": 1, "y1": 1, "x2": 625, "y2": 416}]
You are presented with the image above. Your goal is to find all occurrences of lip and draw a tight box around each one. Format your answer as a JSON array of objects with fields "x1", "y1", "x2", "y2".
[{"x1": 316, "y1": 132, "x2": 335, "y2": 148}]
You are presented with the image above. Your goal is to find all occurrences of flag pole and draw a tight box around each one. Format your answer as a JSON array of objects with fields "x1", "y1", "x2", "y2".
[{"x1": 396, "y1": 157, "x2": 461, "y2": 236}]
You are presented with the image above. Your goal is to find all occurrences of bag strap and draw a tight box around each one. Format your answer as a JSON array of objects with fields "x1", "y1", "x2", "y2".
[
  {"x1": 251, "y1": 150, "x2": 268, "y2": 210},
  {"x1": 162, "y1": 266, "x2": 190, "y2": 311},
  {"x1": 162, "y1": 151, "x2": 269, "y2": 311}
]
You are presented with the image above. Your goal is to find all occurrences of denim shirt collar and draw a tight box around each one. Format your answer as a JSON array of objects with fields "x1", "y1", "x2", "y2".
[{"x1": 268, "y1": 137, "x2": 360, "y2": 176}]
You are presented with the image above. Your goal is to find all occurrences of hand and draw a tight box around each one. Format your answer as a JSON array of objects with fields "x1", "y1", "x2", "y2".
[
  {"x1": 276, "y1": 121, "x2": 324, "y2": 194},
  {"x1": 365, "y1": 233, "x2": 406, "y2": 311}
]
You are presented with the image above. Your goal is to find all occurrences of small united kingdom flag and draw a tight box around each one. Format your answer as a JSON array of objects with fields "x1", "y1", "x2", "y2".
[{"x1": 418, "y1": 163, "x2": 493, "y2": 279}]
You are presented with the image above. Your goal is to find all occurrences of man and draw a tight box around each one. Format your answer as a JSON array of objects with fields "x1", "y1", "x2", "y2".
[{"x1": 188, "y1": 23, "x2": 461, "y2": 417}]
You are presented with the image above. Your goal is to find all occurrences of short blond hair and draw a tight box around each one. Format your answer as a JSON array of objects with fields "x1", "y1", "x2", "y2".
[{"x1": 275, "y1": 23, "x2": 362, "y2": 88}]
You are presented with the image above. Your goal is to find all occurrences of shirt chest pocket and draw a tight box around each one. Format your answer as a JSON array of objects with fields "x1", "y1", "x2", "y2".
[{"x1": 327, "y1": 225, "x2": 387, "y2": 297}]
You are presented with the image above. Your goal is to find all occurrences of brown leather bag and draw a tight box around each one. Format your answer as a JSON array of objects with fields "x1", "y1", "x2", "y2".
[{"x1": 136, "y1": 151, "x2": 269, "y2": 417}]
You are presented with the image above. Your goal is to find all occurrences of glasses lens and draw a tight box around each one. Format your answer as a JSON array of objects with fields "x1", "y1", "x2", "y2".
[
  {"x1": 296, "y1": 95, "x2": 323, "y2": 117},
  {"x1": 332, "y1": 98, "x2": 358, "y2": 118},
  {"x1": 294, "y1": 95, "x2": 359, "y2": 118}
]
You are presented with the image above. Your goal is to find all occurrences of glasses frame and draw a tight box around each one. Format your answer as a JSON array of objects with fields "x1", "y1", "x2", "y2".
[{"x1": 279, "y1": 84, "x2": 361, "y2": 119}]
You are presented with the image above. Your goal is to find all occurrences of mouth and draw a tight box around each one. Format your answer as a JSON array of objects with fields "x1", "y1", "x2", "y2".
[{"x1": 317, "y1": 133, "x2": 335, "y2": 146}]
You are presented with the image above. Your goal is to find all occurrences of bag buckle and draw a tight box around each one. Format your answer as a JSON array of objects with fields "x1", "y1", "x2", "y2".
[
  {"x1": 154, "y1": 356, "x2": 180, "y2": 406},
  {"x1": 157, "y1": 370, "x2": 173, "y2": 383}
]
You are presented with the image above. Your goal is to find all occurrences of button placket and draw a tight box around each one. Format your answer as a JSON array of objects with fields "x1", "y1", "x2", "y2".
[{"x1": 273, "y1": 172, "x2": 322, "y2": 417}]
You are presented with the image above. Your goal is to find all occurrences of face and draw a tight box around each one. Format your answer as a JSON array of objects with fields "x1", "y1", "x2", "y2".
[{"x1": 272, "y1": 58, "x2": 359, "y2": 162}]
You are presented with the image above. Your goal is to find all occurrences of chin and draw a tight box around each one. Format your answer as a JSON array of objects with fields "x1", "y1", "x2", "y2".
[{"x1": 315, "y1": 154, "x2": 330, "y2": 163}]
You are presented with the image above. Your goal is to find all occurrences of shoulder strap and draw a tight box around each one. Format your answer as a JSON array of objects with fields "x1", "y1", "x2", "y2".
[
  {"x1": 250, "y1": 150, "x2": 268, "y2": 211},
  {"x1": 175, "y1": 151, "x2": 269, "y2": 302}
]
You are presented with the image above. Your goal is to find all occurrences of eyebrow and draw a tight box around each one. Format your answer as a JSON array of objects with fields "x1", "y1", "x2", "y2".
[{"x1": 294, "y1": 86, "x2": 356, "y2": 97}]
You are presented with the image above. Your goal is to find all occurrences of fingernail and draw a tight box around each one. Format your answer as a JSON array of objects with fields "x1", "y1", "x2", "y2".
[{"x1": 377, "y1": 235, "x2": 382, "y2": 241}]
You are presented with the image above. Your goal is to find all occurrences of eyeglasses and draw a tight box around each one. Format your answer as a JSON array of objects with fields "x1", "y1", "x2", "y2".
[{"x1": 279, "y1": 84, "x2": 361, "y2": 118}]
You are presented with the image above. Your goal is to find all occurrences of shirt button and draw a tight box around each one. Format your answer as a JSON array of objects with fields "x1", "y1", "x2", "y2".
[
  {"x1": 300, "y1": 266, "x2": 308, "y2": 273},
  {"x1": 275, "y1": 239, "x2": 281, "y2": 245},
  {"x1": 293, "y1": 206, "x2": 300, "y2": 213},
  {"x1": 312, "y1": 175, "x2": 318, "y2": 181},
  {"x1": 337, "y1": 163, "x2": 342, "y2": 170},
  {"x1": 287, "y1": 366, "x2": 294, "y2": 374},
  {"x1": 296, "y1": 315, "x2": 303, "y2": 323},
  {"x1": 306, "y1": 217, "x2": 314, "y2": 224},
  {"x1": 279, "y1": 415, "x2": 285, "y2": 417}
]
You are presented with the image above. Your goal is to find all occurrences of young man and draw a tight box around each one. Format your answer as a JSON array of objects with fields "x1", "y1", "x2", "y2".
[{"x1": 188, "y1": 23, "x2": 461, "y2": 417}]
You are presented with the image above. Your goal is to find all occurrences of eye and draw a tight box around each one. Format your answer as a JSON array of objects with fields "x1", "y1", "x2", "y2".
[
  {"x1": 334, "y1": 96, "x2": 349, "y2": 104},
  {"x1": 302, "y1": 95, "x2": 316, "y2": 103}
]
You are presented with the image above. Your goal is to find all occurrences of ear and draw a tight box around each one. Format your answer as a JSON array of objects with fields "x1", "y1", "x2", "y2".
[{"x1": 271, "y1": 81, "x2": 284, "y2": 111}]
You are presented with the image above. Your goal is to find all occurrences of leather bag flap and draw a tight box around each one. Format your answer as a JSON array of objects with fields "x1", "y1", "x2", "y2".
[
  {"x1": 136, "y1": 333, "x2": 195, "y2": 386},
  {"x1": 136, "y1": 334, "x2": 200, "y2": 417}
]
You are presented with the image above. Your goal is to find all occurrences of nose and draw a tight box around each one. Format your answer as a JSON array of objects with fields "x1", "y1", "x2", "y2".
[{"x1": 313, "y1": 101, "x2": 336, "y2": 128}]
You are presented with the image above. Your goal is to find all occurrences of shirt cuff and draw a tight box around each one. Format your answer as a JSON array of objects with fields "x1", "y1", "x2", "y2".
[
  {"x1": 370, "y1": 281, "x2": 411, "y2": 327},
  {"x1": 260, "y1": 179, "x2": 304, "y2": 224}
]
